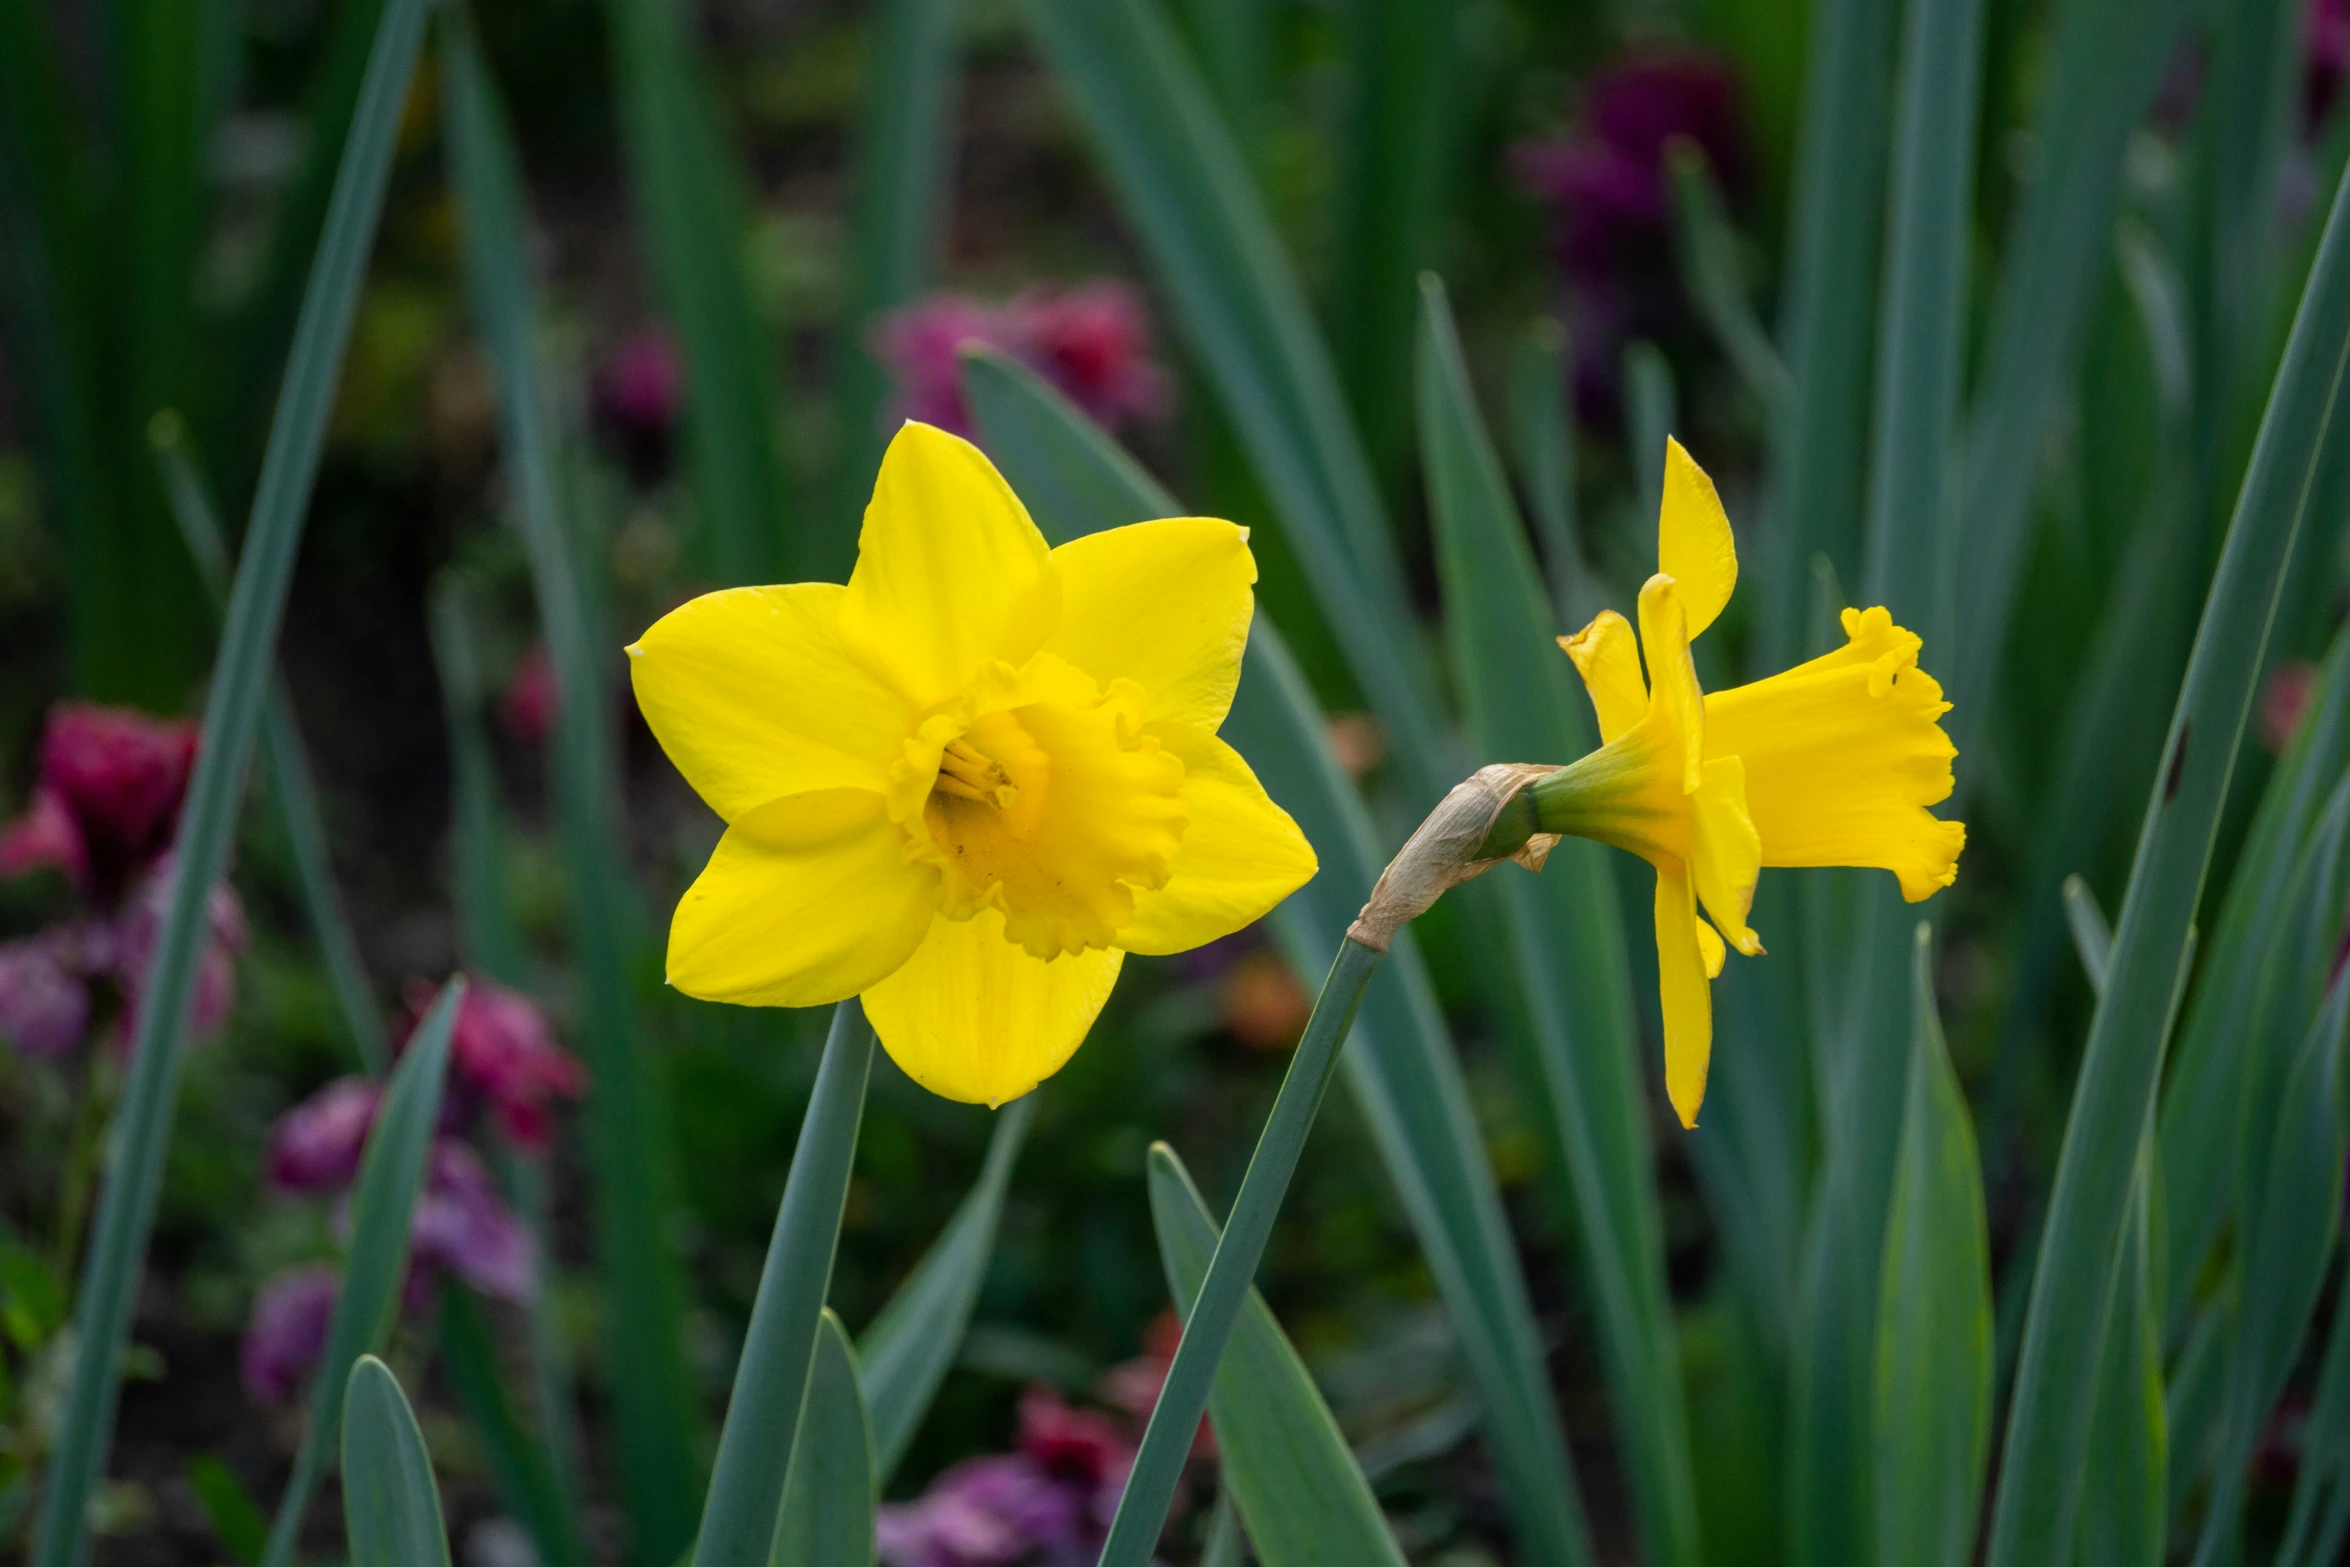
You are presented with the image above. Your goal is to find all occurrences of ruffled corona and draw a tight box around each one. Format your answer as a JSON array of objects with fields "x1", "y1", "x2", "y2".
[
  {"x1": 629, "y1": 422, "x2": 1318, "y2": 1106},
  {"x1": 1537, "y1": 438, "x2": 1963, "y2": 1127}
]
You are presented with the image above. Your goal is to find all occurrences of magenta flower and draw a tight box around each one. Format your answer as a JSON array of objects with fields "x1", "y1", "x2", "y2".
[
  {"x1": 113, "y1": 856, "x2": 247, "y2": 1042},
  {"x1": 1008, "y1": 283, "x2": 1171, "y2": 433},
  {"x1": 241, "y1": 1265, "x2": 340, "y2": 1405},
  {"x1": 2314, "y1": 0, "x2": 2350, "y2": 128},
  {"x1": 409, "y1": 1140, "x2": 536, "y2": 1303},
  {"x1": 0, "y1": 704, "x2": 199, "y2": 898},
  {"x1": 0, "y1": 933, "x2": 90, "y2": 1059},
  {"x1": 500, "y1": 644, "x2": 557, "y2": 746},
  {"x1": 406, "y1": 980, "x2": 586, "y2": 1149},
  {"x1": 267, "y1": 1077, "x2": 384, "y2": 1194},
  {"x1": 0, "y1": 788, "x2": 87, "y2": 887},
  {"x1": 875, "y1": 283, "x2": 1172, "y2": 441},
  {"x1": 593, "y1": 329, "x2": 686, "y2": 479},
  {"x1": 877, "y1": 1455, "x2": 1092, "y2": 1567}
]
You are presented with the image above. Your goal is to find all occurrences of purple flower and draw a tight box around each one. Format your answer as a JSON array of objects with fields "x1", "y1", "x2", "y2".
[
  {"x1": 409, "y1": 1140, "x2": 536, "y2": 1303},
  {"x1": 0, "y1": 789, "x2": 86, "y2": 888},
  {"x1": 113, "y1": 855, "x2": 246, "y2": 1042},
  {"x1": 2315, "y1": 0, "x2": 2350, "y2": 128},
  {"x1": 877, "y1": 1455, "x2": 1091, "y2": 1567},
  {"x1": 241, "y1": 1265, "x2": 339, "y2": 1405},
  {"x1": 267, "y1": 1077, "x2": 384, "y2": 1194},
  {"x1": 0, "y1": 933, "x2": 90, "y2": 1059}
]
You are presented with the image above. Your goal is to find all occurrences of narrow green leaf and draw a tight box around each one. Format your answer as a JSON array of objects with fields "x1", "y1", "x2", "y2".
[
  {"x1": 1418, "y1": 276, "x2": 1694, "y2": 1567},
  {"x1": 1145, "y1": 1142, "x2": 1407, "y2": 1567},
  {"x1": 694, "y1": 1005, "x2": 874, "y2": 1567},
  {"x1": 443, "y1": 26, "x2": 705, "y2": 1560},
  {"x1": 1506, "y1": 318, "x2": 1601, "y2": 629},
  {"x1": 1623, "y1": 342, "x2": 1676, "y2": 549},
  {"x1": 2275, "y1": 1249, "x2": 2350, "y2": 1567},
  {"x1": 439, "y1": 1285, "x2": 587, "y2": 1567},
  {"x1": 859, "y1": 1092, "x2": 1036, "y2": 1482},
  {"x1": 2160, "y1": 631, "x2": 2350, "y2": 1321},
  {"x1": 426, "y1": 574, "x2": 530, "y2": 987},
  {"x1": 2073, "y1": 1156, "x2": 2165, "y2": 1567},
  {"x1": 340, "y1": 1357, "x2": 452, "y2": 1567},
  {"x1": 1793, "y1": 0, "x2": 1985, "y2": 1553},
  {"x1": 2061, "y1": 876, "x2": 2112, "y2": 997},
  {"x1": 1987, "y1": 153, "x2": 2350, "y2": 1567},
  {"x1": 150, "y1": 412, "x2": 387, "y2": 1074},
  {"x1": 2189, "y1": 971, "x2": 2350, "y2": 1566},
  {"x1": 770, "y1": 1312, "x2": 877, "y2": 1567},
  {"x1": 182, "y1": 1456, "x2": 269, "y2": 1567},
  {"x1": 965, "y1": 351, "x2": 1597, "y2": 1567},
  {"x1": 828, "y1": 0, "x2": 963, "y2": 559},
  {"x1": 27, "y1": 0, "x2": 430, "y2": 1554},
  {"x1": 1756, "y1": 0, "x2": 1902, "y2": 670},
  {"x1": 1325, "y1": 0, "x2": 1459, "y2": 502},
  {"x1": 1017, "y1": 0, "x2": 1454, "y2": 808},
  {"x1": 1666, "y1": 143, "x2": 1791, "y2": 422},
  {"x1": 603, "y1": 0, "x2": 787, "y2": 585},
  {"x1": 260, "y1": 979, "x2": 464, "y2": 1567},
  {"x1": 1946, "y1": 0, "x2": 2206, "y2": 752},
  {"x1": 1872, "y1": 924, "x2": 1991, "y2": 1567},
  {"x1": 1200, "y1": 1489, "x2": 1250, "y2": 1567}
]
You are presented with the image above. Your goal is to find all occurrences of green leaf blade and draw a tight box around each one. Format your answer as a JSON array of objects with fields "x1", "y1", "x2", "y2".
[
  {"x1": 341, "y1": 1357, "x2": 453, "y2": 1567},
  {"x1": 771, "y1": 1312, "x2": 878, "y2": 1567}
]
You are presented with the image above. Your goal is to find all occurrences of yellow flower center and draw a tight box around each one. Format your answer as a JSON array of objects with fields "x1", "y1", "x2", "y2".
[{"x1": 889, "y1": 654, "x2": 1190, "y2": 960}]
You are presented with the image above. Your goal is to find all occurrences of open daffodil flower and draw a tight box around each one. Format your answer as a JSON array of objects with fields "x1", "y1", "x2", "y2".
[
  {"x1": 628, "y1": 422, "x2": 1318, "y2": 1106},
  {"x1": 1534, "y1": 438, "x2": 1965, "y2": 1127}
]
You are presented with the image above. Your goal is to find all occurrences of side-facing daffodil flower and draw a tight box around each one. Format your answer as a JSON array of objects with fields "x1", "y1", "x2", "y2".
[
  {"x1": 1535, "y1": 438, "x2": 1964, "y2": 1127},
  {"x1": 627, "y1": 422, "x2": 1319, "y2": 1106}
]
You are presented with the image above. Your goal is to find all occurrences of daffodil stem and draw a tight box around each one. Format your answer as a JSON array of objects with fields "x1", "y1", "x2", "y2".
[
  {"x1": 1095, "y1": 936, "x2": 1385, "y2": 1567},
  {"x1": 690, "y1": 1003, "x2": 874, "y2": 1567}
]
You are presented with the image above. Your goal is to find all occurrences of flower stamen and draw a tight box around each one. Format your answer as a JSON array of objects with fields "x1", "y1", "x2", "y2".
[{"x1": 933, "y1": 736, "x2": 1017, "y2": 807}]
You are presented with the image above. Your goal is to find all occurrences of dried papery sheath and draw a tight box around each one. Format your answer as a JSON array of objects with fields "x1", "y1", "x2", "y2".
[{"x1": 1347, "y1": 763, "x2": 1563, "y2": 951}]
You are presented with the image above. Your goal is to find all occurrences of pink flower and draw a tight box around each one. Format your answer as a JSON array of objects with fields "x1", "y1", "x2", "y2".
[
  {"x1": 241, "y1": 1265, "x2": 340, "y2": 1405},
  {"x1": 2313, "y1": 0, "x2": 2350, "y2": 127},
  {"x1": 6, "y1": 704, "x2": 200, "y2": 897},
  {"x1": 0, "y1": 789, "x2": 87, "y2": 886},
  {"x1": 877, "y1": 1454, "x2": 1093, "y2": 1567},
  {"x1": 0, "y1": 932, "x2": 90, "y2": 1059},
  {"x1": 113, "y1": 856, "x2": 247, "y2": 1042},
  {"x1": 2261, "y1": 659, "x2": 2321, "y2": 755},
  {"x1": 1017, "y1": 1388, "x2": 1132, "y2": 1487},
  {"x1": 1010, "y1": 283, "x2": 1171, "y2": 432},
  {"x1": 592, "y1": 330, "x2": 685, "y2": 478},
  {"x1": 875, "y1": 284, "x2": 1173, "y2": 441},
  {"x1": 409, "y1": 1140, "x2": 536, "y2": 1303},
  {"x1": 500, "y1": 645, "x2": 558, "y2": 745},
  {"x1": 408, "y1": 980, "x2": 585, "y2": 1149},
  {"x1": 875, "y1": 295, "x2": 1013, "y2": 438},
  {"x1": 267, "y1": 1077, "x2": 384, "y2": 1193}
]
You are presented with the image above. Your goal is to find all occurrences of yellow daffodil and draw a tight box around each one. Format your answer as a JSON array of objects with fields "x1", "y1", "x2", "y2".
[
  {"x1": 1535, "y1": 438, "x2": 1965, "y2": 1128},
  {"x1": 627, "y1": 423, "x2": 1319, "y2": 1106}
]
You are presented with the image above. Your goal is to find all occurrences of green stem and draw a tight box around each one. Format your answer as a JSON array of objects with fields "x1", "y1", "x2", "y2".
[
  {"x1": 1094, "y1": 937, "x2": 1384, "y2": 1567},
  {"x1": 689, "y1": 1003, "x2": 875, "y2": 1567}
]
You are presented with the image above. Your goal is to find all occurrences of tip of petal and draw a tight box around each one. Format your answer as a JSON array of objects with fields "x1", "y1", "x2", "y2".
[{"x1": 625, "y1": 642, "x2": 644, "y2": 659}]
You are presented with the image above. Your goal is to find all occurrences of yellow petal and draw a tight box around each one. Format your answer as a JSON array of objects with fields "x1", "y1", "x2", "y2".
[
  {"x1": 667, "y1": 790, "x2": 939, "y2": 1007},
  {"x1": 1637, "y1": 574, "x2": 1706, "y2": 796},
  {"x1": 1695, "y1": 917, "x2": 1726, "y2": 979},
  {"x1": 1046, "y1": 518, "x2": 1257, "y2": 728},
  {"x1": 1658, "y1": 437, "x2": 1736, "y2": 639},
  {"x1": 862, "y1": 907, "x2": 1125, "y2": 1105},
  {"x1": 1116, "y1": 724, "x2": 1319, "y2": 956},
  {"x1": 1654, "y1": 861, "x2": 1713, "y2": 1129},
  {"x1": 1559, "y1": 609, "x2": 1648, "y2": 744},
  {"x1": 629, "y1": 584, "x2": 911, "y2": 822},
  {"x1": 1691, "y1": 755, "x2": 1763, "y2": 956},
  {"x1": 839, "y1": 423, "x2": 1063, "y2": 708},
  {"x1": 1705, "y1": 605, "x2": 1965, "y2": 901}
]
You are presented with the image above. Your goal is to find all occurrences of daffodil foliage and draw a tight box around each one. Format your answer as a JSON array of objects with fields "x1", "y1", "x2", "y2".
[
  {"x1": 1540, "y1": 440, "x2": 1966, "y2": 1126},
  {"x1": 628, "y1": 423, "x2": 1318, "y2": 1105}
]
